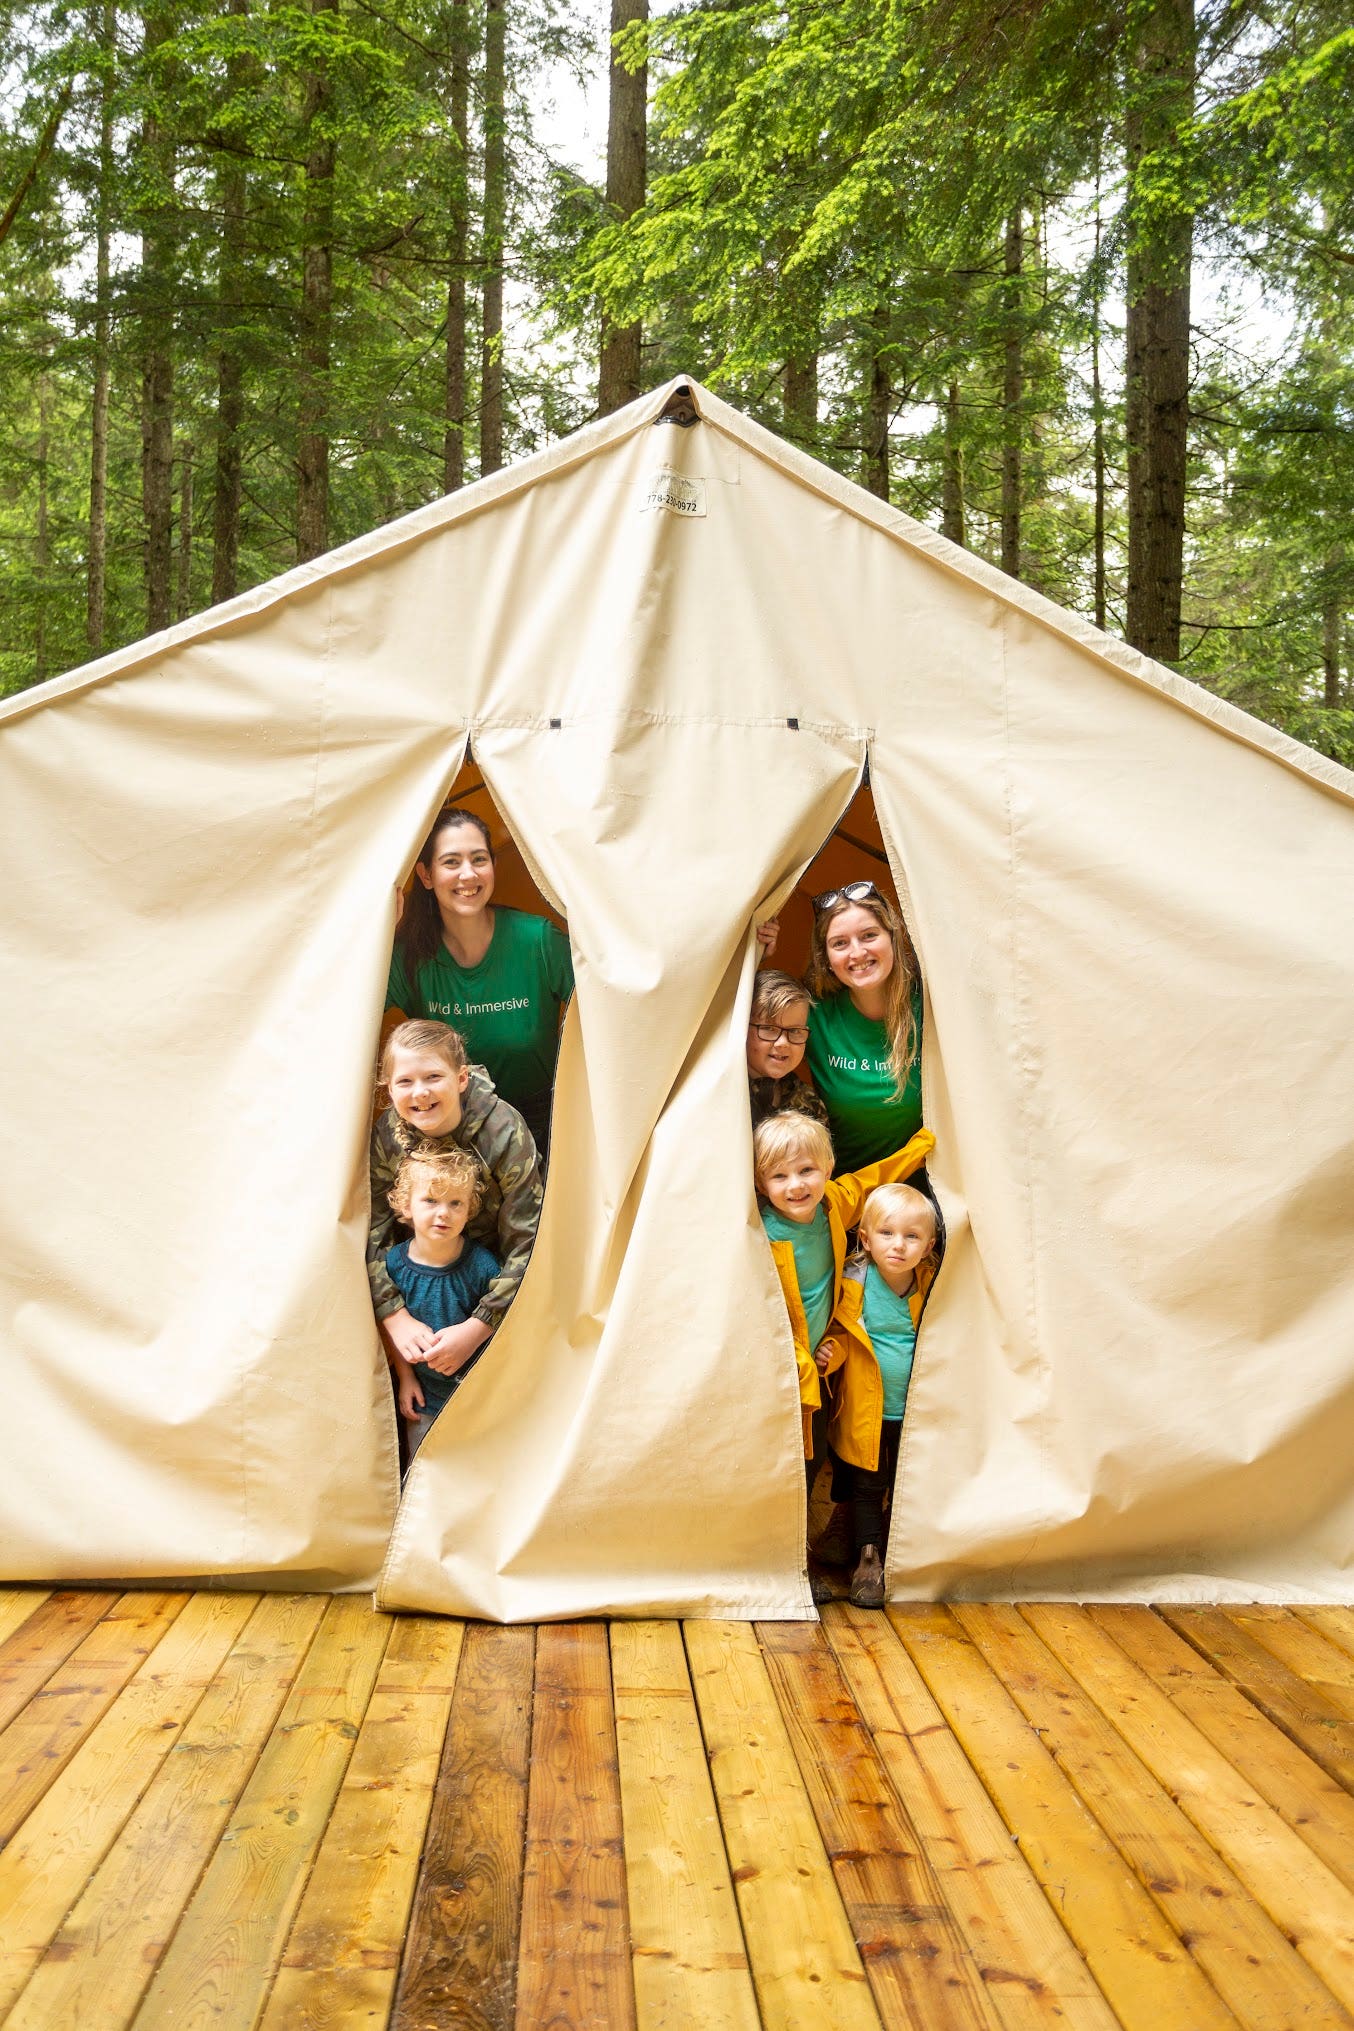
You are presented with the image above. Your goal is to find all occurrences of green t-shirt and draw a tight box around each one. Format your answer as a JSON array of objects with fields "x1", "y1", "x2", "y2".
[
  {"x1": 861, "y1": 1262, "x2": 918, "y2": 1419},
  {"x1": 761, "y1": 1201, "x2": 835, "y2": 1352},
  {"x1": 387, "y1": 906, "x2": 574, "y2": 1108},
  {"x1": 805, "y1": 983, "x2": 923, "y2": 1174}
]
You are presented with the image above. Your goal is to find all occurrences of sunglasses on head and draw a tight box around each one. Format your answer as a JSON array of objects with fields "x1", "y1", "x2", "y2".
[{"x1": 811, "y1": 880, "x2": 882, "y2": 916}]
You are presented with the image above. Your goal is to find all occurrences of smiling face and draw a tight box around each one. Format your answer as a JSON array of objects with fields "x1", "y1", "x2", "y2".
[
  {"x1": 417, "y1": 820, "x2": 496, "y2": 922},
  {"x1": 386, "y1": 1044, "x2": 470, "y2": 1138},
  {"x1": 746, "y1": 998, "x2": 811, "y2": 1081},
  {"x1": 822, "y1": 902, "x2": 895, "y2": 999},
  {"x1": 758, "y1": 1152, "x2": 829, "y2": 1224}
]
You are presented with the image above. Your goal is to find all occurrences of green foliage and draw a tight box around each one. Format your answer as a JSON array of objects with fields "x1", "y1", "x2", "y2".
[{"x1": 0, "y1": 0, "x2": 1350, "y2": 781}]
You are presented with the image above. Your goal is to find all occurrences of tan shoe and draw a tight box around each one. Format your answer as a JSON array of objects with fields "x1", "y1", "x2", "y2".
[{"x1": 849, "y1": 1544, "x2": 885, "y2": 1609}]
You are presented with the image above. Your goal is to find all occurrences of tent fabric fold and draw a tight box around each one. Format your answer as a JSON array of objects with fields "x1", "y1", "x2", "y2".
[{"x1": 1, "y1": 375, "x2": 1352, "y2": 1609}]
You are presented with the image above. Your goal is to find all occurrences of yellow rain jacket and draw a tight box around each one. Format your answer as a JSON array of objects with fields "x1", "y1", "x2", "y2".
[
  {"x1": 762, "y1": 1128, "x2": 935, "y2": 1456},
  {"x1": 822, "y1": 1254, "x2": 938, "y2": 1471}
]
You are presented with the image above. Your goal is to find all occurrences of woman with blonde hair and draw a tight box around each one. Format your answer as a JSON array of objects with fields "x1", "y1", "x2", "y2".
[{"x1": 804, "y1": 880, "x2": 923, "y2": 1173}]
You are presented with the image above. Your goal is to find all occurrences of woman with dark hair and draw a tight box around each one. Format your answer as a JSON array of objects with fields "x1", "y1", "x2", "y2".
[
  {"x1": 803, "y1": 881, "x2": 923, "y2": 1173},
  {"x1": 387, "y1": 808, "x2": 574, "y2": 1157}
]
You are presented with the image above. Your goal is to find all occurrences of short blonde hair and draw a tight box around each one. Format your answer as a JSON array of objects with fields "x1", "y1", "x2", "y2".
[
  {"x1": 753, "y1": 1111, "x2": 834, "y2": 1184},
  {"x1": 750, "y1": 969, "x2": 814, "y2": 1028},
  {"x1": 389, "y1": 1147, "x2": 483, "y2": 1221},
  {"x1": 380, "y1": 1017, "x2": 468, "y2": 1086},
  {"x1": 858, "y1": 1182, "x2": 937, "y2": 1253}
]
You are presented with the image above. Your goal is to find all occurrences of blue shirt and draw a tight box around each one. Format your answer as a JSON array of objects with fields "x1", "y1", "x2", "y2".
[
  {"x1": 761, "y1": 1202, "x2": 835, "y2": 1352},
  {"x1": 386, "y1": 1238, "x2": 500, "y2": 1413},
  {"x1": 862, "y1": 1263, "x2": 917, "y2": 1419}
]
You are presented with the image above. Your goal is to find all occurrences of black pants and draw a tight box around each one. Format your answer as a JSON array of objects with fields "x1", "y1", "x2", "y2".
[
  {"x1": 839, "y1": 1419, "x2": 903, "y2": 1554},
  {"x1": 516, "y1": 1087, "x2": 553, "y2": 1168}
]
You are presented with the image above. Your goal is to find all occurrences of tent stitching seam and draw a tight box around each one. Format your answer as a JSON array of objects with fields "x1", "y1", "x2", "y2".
[{"x1": 997, "y1": 612, "x2": 1049, "y2": 1588}]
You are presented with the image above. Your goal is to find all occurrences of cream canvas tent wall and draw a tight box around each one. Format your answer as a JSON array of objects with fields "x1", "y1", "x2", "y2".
[{"x1": 2, "y1": 375, "x2": 1352, "y2": 1620}]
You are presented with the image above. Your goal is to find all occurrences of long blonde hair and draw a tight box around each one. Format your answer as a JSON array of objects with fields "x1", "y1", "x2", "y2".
[{"x1": 807, "y1": 889, "x2": 919, "y2": 1099}]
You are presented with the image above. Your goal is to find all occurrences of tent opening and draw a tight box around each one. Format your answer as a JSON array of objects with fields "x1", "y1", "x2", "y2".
[
  {"x1": 758, "y1": 768, "x2": 940, "y2": 1593},
  {"x1": 375, "y1": 754, "x2": 573, "y2": 1471}
]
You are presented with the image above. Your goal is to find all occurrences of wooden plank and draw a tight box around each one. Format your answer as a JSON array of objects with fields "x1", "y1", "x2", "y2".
[
  {"x1": 685, "y1": 1617, "x2": 883, "y2": 2031},
  {"x1": 886, "y1": 1604, "x2": 1238, "y2": 2031},
  {"x1": 0, "y1": 1593, "x2": 50, "y2": 1651},
  {"x1": 823, "y1": 1605, "x2": 1120, "y2": 2031},
  {"x1": 956, "y1": 1604, "x2": 1345, "y2": 2031},
  {"x1": 0, "y1": 1593, "x2": 257, "y2": 2017},
  {"x1": 259, "y1": 1615, "x2": 464, "y2": 2031},
  {"x1": 0, "y1": 1591, "x2": 188, "y2": 1843},
  {"x1": 1162, "y1": 1606, "x2": 1354, "y2": 1794},
  {"x1": 7, "y1": 1592, "x2": 326, "y2": 2031},
  {"x1": 759, "y1": 1618, "x2": 1002, "y2": 2031},
  {"x1": 1295, "y1": 1608, "x2": 1354, "y2": 1665},
  {"x1": 128, "y1": 1594, "x2": 391, "y2": 2031},
  {"x1": 0, "y1": 1592, "x2": 119, "y2": 1733},
  {"x1": 1093, "y1": 1606, "x2": 1354, "y2": 1898},
  {"x1": 1025, "y1": 1603, "x2": 1354, "y2": 2017},
  {"x1": 1223, "y1": 1606, "x2": 1354, "y2": 1718},
  {"x1": 389, "y1": 1623, "x2": 534, "y2": 2031},
  {"x1": 610, "y1": 1621, "x2": 759, "y2": 2031},
  {"x1": 513, "y1": 1623, "x2": 635, "y2": 2031}
]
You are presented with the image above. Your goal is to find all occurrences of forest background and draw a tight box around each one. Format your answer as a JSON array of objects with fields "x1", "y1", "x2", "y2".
[{"x1": 0, "y1": 0, "x2": 1349, "y2": 764}]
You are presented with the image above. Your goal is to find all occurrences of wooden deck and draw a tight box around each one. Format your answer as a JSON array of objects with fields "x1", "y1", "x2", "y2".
[{"x1": 0, "y1": 1593, "x2": 1353, "y2": 2027}]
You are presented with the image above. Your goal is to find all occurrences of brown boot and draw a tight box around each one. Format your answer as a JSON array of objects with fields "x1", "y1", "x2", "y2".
[
  {"x1": 849, "y1": 1544, "x2": 885, "y2": 1609},
  {"x1": 811, "y1": 1502, "x2": 853, "y2": 1568}
]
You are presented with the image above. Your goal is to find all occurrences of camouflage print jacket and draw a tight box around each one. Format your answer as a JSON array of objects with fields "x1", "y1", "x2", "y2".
[
  {"x1": 367, "y1": 1065, "x2": 543, "y2": 1333},
  {"x1": 748, "y1": 1072, "x2": 830, "y2": 1134}
]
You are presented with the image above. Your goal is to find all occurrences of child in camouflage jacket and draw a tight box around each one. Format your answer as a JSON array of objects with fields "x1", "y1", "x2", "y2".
[{"x1": 369, "y1": 1019, "x2": 542, "y2": 1375}]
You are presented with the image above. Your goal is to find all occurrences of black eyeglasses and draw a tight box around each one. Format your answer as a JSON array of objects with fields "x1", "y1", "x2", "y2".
[
  {"x1": 751, "y1": 1023, "x2": 809, "y2": 1045},
  {"x1": 811, "y1": 880, "x2": 882, "y2": 915}
]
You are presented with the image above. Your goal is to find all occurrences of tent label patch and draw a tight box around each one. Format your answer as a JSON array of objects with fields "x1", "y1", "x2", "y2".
[{"x1": 641, "y1": 467, "x2": 706, "y2": 518}]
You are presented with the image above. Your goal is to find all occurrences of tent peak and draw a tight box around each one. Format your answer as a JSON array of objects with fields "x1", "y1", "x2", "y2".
[{"x1": 653, "y1": 382, "x2": 700, "y2": 429}]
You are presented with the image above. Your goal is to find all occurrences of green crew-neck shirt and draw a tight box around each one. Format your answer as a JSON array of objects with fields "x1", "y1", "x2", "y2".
[
  {"x1": 387, "y1": 906, "x2": 574, "y2": 1109},
  {"x1": 805, "y1": 982, "x2": 923, "y2": 1174},
  {"x1": 760, "y1": 1201, "x2": 835, "y2": 1353},
  {"x1": 861, "y1": 1263, "x2": 918, "y2": 1419}
]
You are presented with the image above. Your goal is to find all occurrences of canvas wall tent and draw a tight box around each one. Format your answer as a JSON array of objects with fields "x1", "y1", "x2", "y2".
[{"x1": 2, "y1": 375, "x2": 1352, "y2": 1620}]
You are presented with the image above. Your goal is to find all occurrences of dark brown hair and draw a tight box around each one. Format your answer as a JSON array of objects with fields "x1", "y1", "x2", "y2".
[{"x1": 394, "y1": 807, "x2": 495, "y2": 978}]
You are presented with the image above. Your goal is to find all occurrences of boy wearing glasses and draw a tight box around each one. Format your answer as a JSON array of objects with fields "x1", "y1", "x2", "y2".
[{"x1": 747, "y1": 970, "x2": 829, "y2": 1131}]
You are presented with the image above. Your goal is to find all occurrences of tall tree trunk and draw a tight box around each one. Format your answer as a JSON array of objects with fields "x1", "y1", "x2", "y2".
[
  {"x1": 296, "y1": 0, "x2": 336, "y2": 561},
  {"x1": 1092, "y1": 188, "x2": 1107, "y2": 631},
  {"x1": 87, "y1": 0, "x2": 115, "y2": 654},
  {"x1": 941, "y1": 381, "x2": 964, "y2": 545},
  {"x1": 1001, "y1": 209, "x2": 1023, "y2": 578},
  {"x1": 443, "y1": 0, "x2": 469, "y2": 491},
  {"x1": 783, "y1": 352, "x2": 817, "y2": 448},
  {"x1": 0, "y1": 81, "x2": 73, "y2": 250},
  {"x1": 862, "y1": 308, "x2": 890, "y2": 501},
  {"x1": 479, "y1": 0, "x2": 506, "y2": 474},
  {"x1": 212, "y1": 0, "x2": 248, "y2": 604},
  {"x1": 35, "y1": 366, "x2": 50, "y2": 682},
  {"x1": 597, "y1": 0, "x2": 647, "y2": 414},
  {"x1": 140, "y1": 2, "x2": 176, "y2": 635},
  {"x1": 1323, "y1": 580, "x2": 1344, "y2": 707},
  {"x1": 1124, "y1": 0, "x2": 1194, "y2": 662},
  {"x1": 176, "y1": 440, "x2": 193, "y2": 619}
]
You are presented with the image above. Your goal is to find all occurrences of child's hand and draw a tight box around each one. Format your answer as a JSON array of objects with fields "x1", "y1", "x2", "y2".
[
  {"x1": 815, "y1": 1345, "x2": 832, "y2": 1373},
  {"x1": 381, "y1": 1307, "x2": 436, "y2": 1365},
  {"x1": 755, "y1": 916, "x2": 780, "y2": 959},
  {"x1": 394, "y1": 1360, "x2": 425, "y2": 1422},
  {"x1": 421, "y1": 1316, "x2": 492, "y2": 1377}
]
